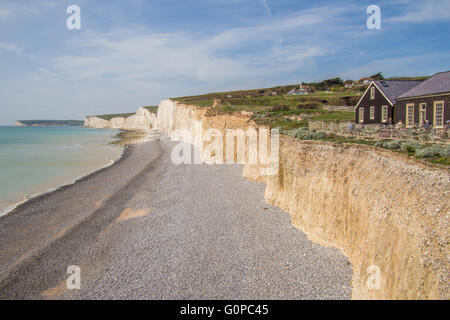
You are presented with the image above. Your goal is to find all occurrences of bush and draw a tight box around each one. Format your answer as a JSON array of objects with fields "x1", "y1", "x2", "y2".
[
  {"x1": 312, "y1": 131, "x2": 327, "y2": 139},
  {"x1": 375, "y1": 141, "x2": 449, "y2": 159},
  {"x1": 301, "y1": 133, "x2": 314, "y2": 140},
  {"x1": 443, "y1": 145, "x2": 450, "y2": 158},
  {"x1": 287, "y1": 127, "x2": 309, "y2": 139},
  {"x1": 400, "y1": 142, "x2": 420, "y2": 153},
  {"x1": 297, "y1": 102, "x2": 320, "y2": 110},
  {"x1": 374, "y1": 140, "x2": 406, "y2": 150},
  {"x1": 383, "y1": 140, "x2": 402, "y2": 150},
  {"x1": 348, "y1": 96, "x2": 361, "y2": 106},
  {"x1": 254, "y1": 113, "x2": 266, "y2": 118},
  {"x1": 271, "y1": 105, "x2": 290, "y2": 112},
  {"x1": 287, "y1": 127, "x2": 328, "y2": 140},
  {"x1": 415, "y1": 145, "x2": 444, "y2": 158}
]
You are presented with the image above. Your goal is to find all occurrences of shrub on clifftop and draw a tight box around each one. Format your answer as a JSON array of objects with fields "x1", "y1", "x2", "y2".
[{"x1": 286, "y1": 127, "x2": 328, "y2": 140}]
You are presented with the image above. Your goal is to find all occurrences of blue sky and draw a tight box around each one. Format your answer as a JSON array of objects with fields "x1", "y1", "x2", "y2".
[{"x1": 0, "y1": 0, "x2": 449, "y2": 124}]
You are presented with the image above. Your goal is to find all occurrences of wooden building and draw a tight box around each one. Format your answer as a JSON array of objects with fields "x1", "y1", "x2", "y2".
[
  {"x1": 354, "y1": 80, "x2": 422, "y2": 124},
  {"x1": 396, "y1": 71, "x2": 450, "y2": 128}
]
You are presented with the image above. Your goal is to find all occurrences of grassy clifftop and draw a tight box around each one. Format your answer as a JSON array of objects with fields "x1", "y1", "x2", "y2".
[
  {"x1": 143, "y1": 106, "x2": 158, "y2": 114},
  {"x1": 94, "y1": 113, "x2": 135, "y2": 121},
  {"x1": 92, "y1": 106, "x2": 159, "y2": 120},
  {"x1": 171, "y1": 84, "x2": 448, "y2": 166},
  {"x1": 174, "y1": 88, "x2": 360, "y2": 108},
  {"x1": 172, "y1": 88, "x2": 360, "y2": 131}
]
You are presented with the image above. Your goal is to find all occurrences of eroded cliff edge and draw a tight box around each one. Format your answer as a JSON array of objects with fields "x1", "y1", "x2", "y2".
[
  {"x1": 88, "y1": 99, "x2": 449, "y2": 299},
  {"x1": 249, "y1": 138, "x2": 448, "y2": 299}
]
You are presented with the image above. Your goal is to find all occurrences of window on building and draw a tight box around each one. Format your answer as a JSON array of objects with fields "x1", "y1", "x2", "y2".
[
  {"x1": 370, "y1": 87, "x2": 375, "y2": 100},
  {"x1": 406, "y1": 103, "x2": 414, "y2": 127},
  {"x1": 434, "y1": 101, "x2": 444, "y2": 128},
  {"x1": 381, "y1": 105, "x2": 388, "y2": 123},
  {"x1": 359, "y1": 107, "x2": 364, "y2": 123},
  {"x1": 419, "y1": 103, "x2": 426, "y2": 125},
  {"x1": 370, "y1": 106, "x2": 375, "y2": 120}
]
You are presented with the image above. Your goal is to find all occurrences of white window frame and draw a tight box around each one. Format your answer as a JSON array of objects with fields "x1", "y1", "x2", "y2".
[
  {"x1": 406, "y1": 103, "x2": 414, "y2": 128},
  {"x1": 370, "y1": 87, "x2": 375, "y2": 100},
  {"x1": 370, "y1": 106, "x2": 375, "y2": 120},
  {"x1": 359, "y1": 107, "x2": 364, "y2": 123},
  {"x1": 433, "y1": 100, "x2": 445, "y2": 129},
  {"x1": 381, "y1": 105, "x2": 388, "y2": 123},
  {"x1": 419, "y1": 103, "x2": 427, "y2": 125}
]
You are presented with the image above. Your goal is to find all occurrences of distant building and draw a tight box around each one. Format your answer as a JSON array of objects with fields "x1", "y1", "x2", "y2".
[
  {"x1": 344, "y1": 80, "x2": 354, "y2": 88},
  {"x1": 360, "y1": 77, "x2": 374, "y2": 84},
  {"x1": 355, "y1": 80, "x2": 423, "y2": 125},
  {"x1": 288, "y1": 85, "x2": 313, "y2": 95},
  {"x1": 396, "y1": 71, "x2": 450, "y2": 128}
]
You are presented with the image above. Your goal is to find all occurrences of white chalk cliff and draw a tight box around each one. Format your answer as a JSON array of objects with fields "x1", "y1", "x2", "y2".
[
  {"x1": 85, "y1": 98, "x2": 449, "y2": 300},
  {"x1": 84, "y1": 107, "x2": 157, "y2": 130}
]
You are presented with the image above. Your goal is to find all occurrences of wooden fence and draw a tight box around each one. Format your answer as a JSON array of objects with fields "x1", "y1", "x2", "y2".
[{"x1": 322, "y1": 105, "x2": 356, "y2": 112}]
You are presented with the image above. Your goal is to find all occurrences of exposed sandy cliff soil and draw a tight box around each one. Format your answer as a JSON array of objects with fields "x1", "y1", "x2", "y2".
[
  {"x1": 88, "y1": 98, "x2": 449, "y2": 299},
  {"x1": 156, "y1": 99, "x2": 449, "y2": 300},
  {"x1": 246, "y1": 138, "x2": 449, "y2": 299}
]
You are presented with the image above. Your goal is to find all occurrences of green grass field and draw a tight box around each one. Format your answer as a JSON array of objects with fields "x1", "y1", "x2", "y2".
[
  {"x1": 94, "y1": 106, "x2": 159, "y2": 120},
  {"x1": 95, "y1": 113, "x2": 135, "y2": 121},
  {"x1": 172, "y1": 88, "x2": 359, "y2": 131},
  {"x1": 89, "y1": 82, "x2": 447, "y2": 166},
  {"x1": 143, "y1": 106, "x2": 159, "y2": 114}
]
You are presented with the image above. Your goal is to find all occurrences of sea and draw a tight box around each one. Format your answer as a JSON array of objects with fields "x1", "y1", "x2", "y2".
[{"x1": 0, "y1": 126, "x2": 123, "y2": 216}]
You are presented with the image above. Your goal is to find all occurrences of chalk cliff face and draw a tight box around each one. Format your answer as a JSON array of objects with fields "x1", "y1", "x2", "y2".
[
  {"x1": 154, "y1": 99, "x2": 449, "y2": 300},
  {"x1": 84, "y1": 107, "x2": 157, "y2": 130},
  {"x1": 157, "y1": 99, "x2": 207, "y2": 142},
  {"x1": 85, "y1": 98, "x2": 448, "y2": 299},
  {"x1": 246, "y1": 138, "x2": 449, "y2": 299},
  {"x1": 84, "y1": 116, "x2": 111, "y2": 129}
]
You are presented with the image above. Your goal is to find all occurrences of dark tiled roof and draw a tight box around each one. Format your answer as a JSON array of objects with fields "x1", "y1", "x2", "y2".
[
  {"x1": 398, "y1": 71, "x2": 450, "y2": 99},
  {"x1": 373, "y1": 80, "x2": 423, "y2": 104}
]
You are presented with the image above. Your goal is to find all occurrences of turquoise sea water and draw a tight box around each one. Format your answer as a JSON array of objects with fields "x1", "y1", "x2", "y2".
[{"x1": 0, "y1": 126, "x2": 122, "y2": 216}]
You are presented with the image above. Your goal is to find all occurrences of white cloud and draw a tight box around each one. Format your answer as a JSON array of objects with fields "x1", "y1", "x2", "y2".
[
  {"x1": 262, "y1": 0, "x2": 272, "y2": 16},
  {"x1": 0, "y1": 2, "x2": 43, "y2": 20},
  {"x1": 0, "y1": 8, "x2": 13, "y2": 20},
  {"x1": 0, "y1": 42, "x2": 21, "y2": 53},
  {"x1": 0, "y1": 4, "x2": 368, "y2": 123},
  {"x1": 43, "y1": 5, "x2": 346, "y2": 86},
  {"x1": 388, "y1": 0, "x2": 450, "y2": 22}
]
